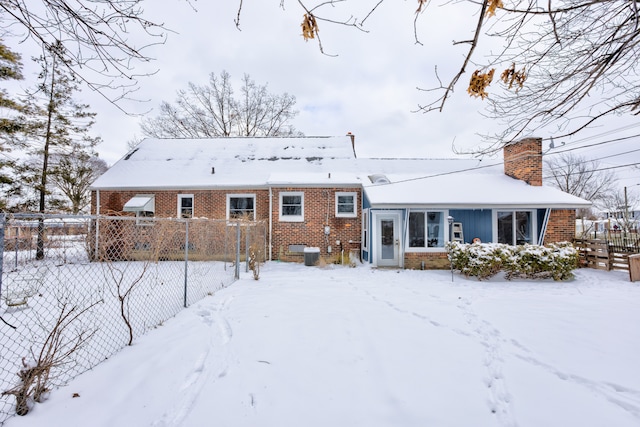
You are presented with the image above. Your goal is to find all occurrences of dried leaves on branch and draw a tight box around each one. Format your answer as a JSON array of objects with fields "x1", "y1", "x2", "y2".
[
  {"x1": 467, "y1": 69, "x2": 495, "y2": 99},
  {"x1": 268, "y1": 0, "x2": 640, "y2": 154},
  {"x1": 500, "y1": 63, "x2": 526, "y2": 92},
  {"x1": 301, "y1": 13, "x2": 319, "y2": 41}
]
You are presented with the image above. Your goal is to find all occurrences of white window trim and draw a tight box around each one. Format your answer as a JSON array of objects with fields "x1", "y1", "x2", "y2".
[
  {"x1": 279, "y1": 191, "x2": 304, "y2": 222},
  {"x1": 335, "y1": 192, "x2": 358, "y2": 218},
  {"x1": 177, "y1": 194, "x2": 194, "y2": 218},
  {"x1": 362, "y1": 209, "x2": 369, "y2": 251},
  {"x1": 492, "y1": 209, "x2": 537, "y2": 245},
  {"x1": 405, "y1": 209, "x2": 447, "y2": 252},
  {"x1": 226, "y1": 193, "x2": 256, "y2": 220}
]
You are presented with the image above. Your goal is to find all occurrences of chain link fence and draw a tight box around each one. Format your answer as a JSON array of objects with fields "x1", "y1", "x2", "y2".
[{"x1": 0, "y1": 213, "x2": 266, "y2": 424}]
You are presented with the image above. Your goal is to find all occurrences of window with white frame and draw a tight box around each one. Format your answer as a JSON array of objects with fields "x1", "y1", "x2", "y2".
[
  {"x1": 335, "y1": 192, "x2": 357, "y2": 217},
  {"x1": 178, "y1": 194, "x2": 194, "y2": 218},
  {"x1": 279, "y1": 192, "x2": 304, "y2": 222},
  {"x1": 407, "y1": 210, "x2": 445, "y2": 249},
  {"x1": 136, "y1": 211, "x2": 155, "y2": 226},
  {"x1": 227, "y1": 194, "x2": 256, "y2": 220},
  {"x1": 497, "y1": 210, "x2": 533, "y2": 245},
  {"x1": 362, "y1": 209, "x2": 369, "y2": 251}
]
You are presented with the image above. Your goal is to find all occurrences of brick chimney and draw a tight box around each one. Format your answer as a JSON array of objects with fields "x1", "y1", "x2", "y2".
[{"x1": 503, "y1": 137, "x2": 542, "y2": 186}]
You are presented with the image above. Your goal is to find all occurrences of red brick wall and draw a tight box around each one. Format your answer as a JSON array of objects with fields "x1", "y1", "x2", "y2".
[
  {"x1": 92, "y1": 189, "x2": 270, "y2": 220},
  {"x1": 544, "y1": 209, "x2": 576, "y2": 243},
  {"x1": 92, "y1": 187, "x2": 362, "y2": 262},
  {"x1": 270, "y1": 187, "x2": 362, "y2": 262},
  {"x1": 503, "y1": 137, "x2": 543, "y2": 186}
]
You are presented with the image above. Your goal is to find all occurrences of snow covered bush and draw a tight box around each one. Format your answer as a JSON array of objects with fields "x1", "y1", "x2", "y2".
[
  {"x1": 504, "y1": 242, "x2": 579, "y2": 281},
  {"x1": 447, "y1": 241, "x2": 508, "y2": 280},
  {"x1": 447, "y1": 241, "x2": 578, "y2": 281}
]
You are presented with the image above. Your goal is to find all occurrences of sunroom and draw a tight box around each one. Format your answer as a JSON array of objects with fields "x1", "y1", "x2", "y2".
[{"x1": 361, "y1": 173, "x2": 591, "y2": 269}]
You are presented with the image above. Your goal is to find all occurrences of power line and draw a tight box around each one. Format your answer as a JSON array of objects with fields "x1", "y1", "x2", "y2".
[
  {"x1": 545, "y1": 120, "x2": 640, "y2": 146},
  {"x1": 544, "y1": 133, "x2": 640, "y2": 156},
  {"x1": 543, "y1": 161, "x2": 640, "y2": 179}
]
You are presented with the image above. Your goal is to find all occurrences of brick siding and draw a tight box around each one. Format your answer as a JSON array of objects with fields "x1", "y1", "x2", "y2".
[
  {"x1": 404, "y1": 252, "x2": 450, "y2": 270},
  {"x1": 503, "y1": 137, "x2": 543, "y2": 186},
  {"x1": 544, "y1": 209, "x2": 576, "y2": 243},
  {"x1": 92, "y1": 187, "x2": 361, "y2": 263},
  {"x1": 270, "y1": 187, "x2": 361, "y2": 262}
]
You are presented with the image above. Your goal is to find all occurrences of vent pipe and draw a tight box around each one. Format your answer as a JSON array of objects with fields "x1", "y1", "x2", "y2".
[{"x1": 347, "y1": 132, "x2": 357, "y2": 158}]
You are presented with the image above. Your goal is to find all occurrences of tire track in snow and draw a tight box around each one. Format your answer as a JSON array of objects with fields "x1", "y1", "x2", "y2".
[{"x1": 151, "y1": 295, "x2": 234, "y2": 427}]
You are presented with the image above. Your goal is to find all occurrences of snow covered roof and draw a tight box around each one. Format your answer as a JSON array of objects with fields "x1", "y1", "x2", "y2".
[
  {"x1": 91, "y1": 136, "x2": 590, "y2": 208},
  {"x1": 363, "y1": 173, "x2": 591, "y2": 208},
  {"x1": 91, "y1": 136, "x2": 359, "y2": 190}
]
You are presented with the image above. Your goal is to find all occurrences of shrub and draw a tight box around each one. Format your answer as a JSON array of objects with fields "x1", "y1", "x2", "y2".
[
  {"x1": 447, "y1": 241, "x2": 578, "y2": 281},
  {"x1": 447, "y1": 241, "x2": 507, "y2": 280}
]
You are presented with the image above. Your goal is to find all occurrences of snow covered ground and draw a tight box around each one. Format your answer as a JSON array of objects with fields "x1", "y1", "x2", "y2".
[{"x1": 4, "y1": 262, "x2": 640, "y2": 427}]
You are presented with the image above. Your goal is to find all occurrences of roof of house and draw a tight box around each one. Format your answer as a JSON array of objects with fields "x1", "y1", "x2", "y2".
[
  {"x1": 92, "y1": 136, "x2": 590, "y2": 208},
  {"x1": 363, "y1": 173, "x2": 591, "y2": 208}
]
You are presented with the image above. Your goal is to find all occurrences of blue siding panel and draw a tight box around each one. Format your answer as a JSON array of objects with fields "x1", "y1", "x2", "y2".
[
  {"x1": 449, "y1": 209, "x2": 493, "y2": 243},
  {"x1": 363, "y1": 193, "x2": 371, "y2": 209}
]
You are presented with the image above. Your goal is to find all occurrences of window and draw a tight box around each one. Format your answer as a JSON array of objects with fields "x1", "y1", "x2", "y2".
[
  {"x1": 178, "y1": 194, "x2": 194, "y2": 218},
  {"x1": 123, "y1": 195, "x2": 155, "y2": 226},
  {"x1": 335, "y1": 192, "x2": 357, "y2": 217},
  {"x1": 497, "y1": 210, "x2": 533, "y2": 245},
  {"x1": 136, "y1": 211, "x2": 155, "y2": 226},
  {"x1": 227, "y1": 194, "x2": 256, "y2": 220},
  {"x1": 407, "y1": 211, "x2": 444, "y2": 249},
  {"x1": 280, "y1": 192, "x2": 304, "y2": 222}
]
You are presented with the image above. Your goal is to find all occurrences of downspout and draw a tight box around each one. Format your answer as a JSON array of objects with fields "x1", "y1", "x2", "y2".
[{"x1": 268, "y1": 186, "x2": 273, "y2": 261}]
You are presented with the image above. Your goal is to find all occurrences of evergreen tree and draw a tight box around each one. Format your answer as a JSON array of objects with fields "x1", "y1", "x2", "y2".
[
  {"x1": 0, "y1": 40, "x2": 24, "y2": 207},
  {"x1": 18, "y1": 41, "x2": 100, "y2": 257}
]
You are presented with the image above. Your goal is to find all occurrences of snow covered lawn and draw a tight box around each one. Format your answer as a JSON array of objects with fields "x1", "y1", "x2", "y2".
[{"x1": 5, "y1": 263, "x2": 640, "y2": 427}]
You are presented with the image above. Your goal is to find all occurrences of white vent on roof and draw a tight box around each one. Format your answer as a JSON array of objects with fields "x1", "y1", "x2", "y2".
[{"x1": 368, "y1": 174, "x2": 390, "y2": 184}]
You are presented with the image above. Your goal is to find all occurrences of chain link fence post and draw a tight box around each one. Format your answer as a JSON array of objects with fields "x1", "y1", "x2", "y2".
[
  {"x1": 235, "y1": 221, "x2": 241, "y2": 279},
  {"x1": 245, "y1": 224, "x2": 250, "y2": 273},
  {"x1": 0, "y1": 213, "x2": 5, "y2": 299}
]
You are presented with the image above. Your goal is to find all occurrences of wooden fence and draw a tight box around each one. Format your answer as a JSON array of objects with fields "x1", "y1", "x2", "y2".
[{"x1": 573, "y1": 238, "x2": 640, "y2": 272}]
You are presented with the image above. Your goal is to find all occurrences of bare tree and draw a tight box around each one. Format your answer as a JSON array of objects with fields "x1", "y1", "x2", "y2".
[
  {"x1": 141, "y1": 70, "x2": 301, "y2": 138},
  {"x1": 601, "y1": 188, "x2": 640, "y2": 235},
  {"x1": 0, "y1": 1, "x2": 167, "y2": 104},
  {"x1": 241, "y1": 1, "x2": 640, "y2": 153},
  {"x1": 49, "y1": 151, "x2": 109, "y2": 214},
  {"x1": 544, "y1": 152, "x2": 618, "y2": 218},
  {"x1": 2, "y1": 296, "x2": 101, "y2": 416}
]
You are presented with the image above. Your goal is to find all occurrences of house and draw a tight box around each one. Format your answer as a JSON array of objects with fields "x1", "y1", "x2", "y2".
[{"x1": 90, "y1": 135, "x2": 590, "y2": 269}]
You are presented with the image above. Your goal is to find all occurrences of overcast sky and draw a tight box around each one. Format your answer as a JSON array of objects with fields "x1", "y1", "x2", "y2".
[{"x1": 8, "y1": 1, "x2": 640, "y2": 192}]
